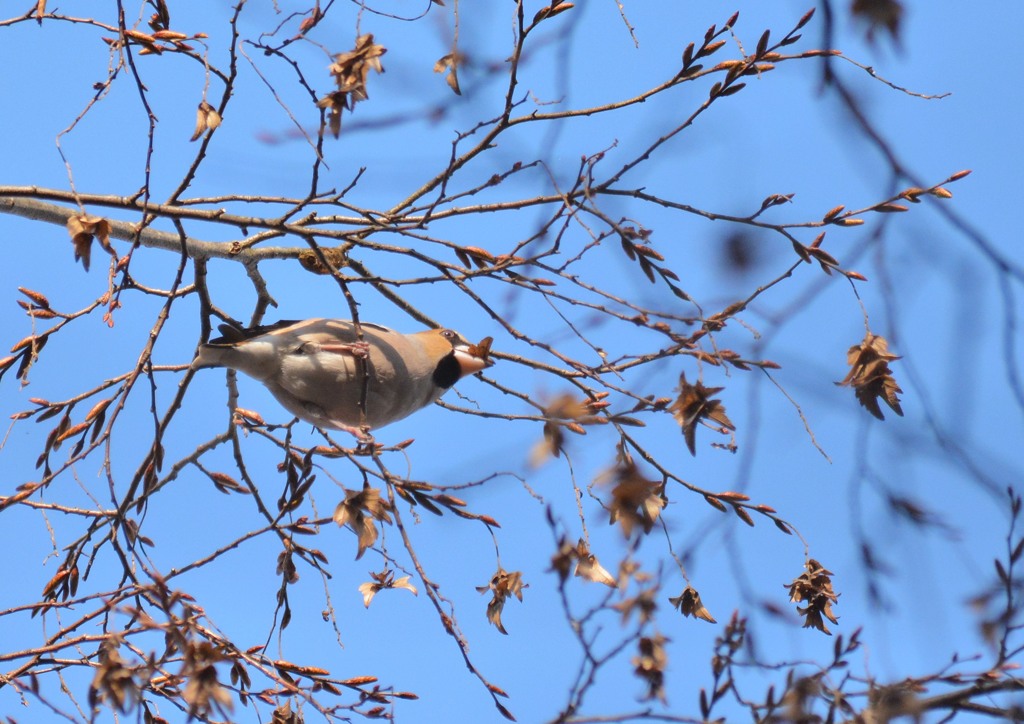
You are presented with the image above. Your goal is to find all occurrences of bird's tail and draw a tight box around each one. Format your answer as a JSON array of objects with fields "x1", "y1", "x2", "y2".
[
  {"x1": 190, "y1": 343, "x2": 235, "y2": 371},
  {"x1": 191, "y1": 323, "x2": 257, "y2": 371}
]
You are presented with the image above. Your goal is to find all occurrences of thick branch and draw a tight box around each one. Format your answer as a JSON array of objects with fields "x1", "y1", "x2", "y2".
[{"x1": 0, "y1": 195, "x2": 303, "y2": 263}]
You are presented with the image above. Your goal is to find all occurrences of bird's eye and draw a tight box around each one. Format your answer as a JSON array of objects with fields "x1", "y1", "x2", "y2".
[{"x1": 440, "y1": 329, "x2": 456, "y2": 340}]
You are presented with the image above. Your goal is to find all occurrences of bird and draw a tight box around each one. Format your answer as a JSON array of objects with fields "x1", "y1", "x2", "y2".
[{"x1": 191, "y1": 318, "x2": 492, "y2": 437}]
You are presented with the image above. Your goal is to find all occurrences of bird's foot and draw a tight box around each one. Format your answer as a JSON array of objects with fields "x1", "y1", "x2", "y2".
[
  {"x1": 318, "y1": 340, "x2": 371, "y2": 358},
  {"x1": 329, "y1": 422, "x2": 379, "y2": 455},
  {"x1": 351, "y1": 426, "x2": 381, "y2": 455}
]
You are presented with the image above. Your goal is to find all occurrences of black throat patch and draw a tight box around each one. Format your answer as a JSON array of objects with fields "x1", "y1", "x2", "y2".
[{"x1": 433, "y1": 351, "x2": 462, "y2": 389}]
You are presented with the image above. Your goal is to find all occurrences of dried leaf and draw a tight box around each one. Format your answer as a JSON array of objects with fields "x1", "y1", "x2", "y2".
[
  {"x1": 466, "y1": 336, "x2": 493, "y2": 363},
  {"x1": 89, "y1": 638, "x2": 139, "y2": 712},
  {"x1": 669, "y1": 374, "x2": 735, "y2": 455},
  {"x1": 358, "y1": 569, "x2": 417, "y2": 608},
  {"x1": 317, "y1": 34, "x2": 387, "y2": 137},
  {"x1": 668, "y1": 585, "x2": 717, "y2": 623},
  {"x1": 531, "y1": 393, "x2": 603, "y2": 465},
  {"x1": 613, "y1": 589, "x2": 658, "y2": 626},
  {"x1": 66, "y1": 215, "x2": 113, "y2": 271},
  {"x1": 476, "y1": 568, "x2": 526, "y2": 634},
  {"x1": 549, "y1": 537, "x2": 575, "y2": 582},
  {"x1": 632, "y1": 634, "x2": 669, "y2": 702},
  {"x1": 836, "y1": 333, "x2": 903, "y2": 419},
  {"x1": 572, "y1": 539, "x2": 617, "y2": 587},
  {"x1": 433, "y1": 53, "x2": 461, "y2": 95},
  {"x1": 333, "y1": 484, "x2": 392, "y2": 559},
  {"x1": 786, "y1": 558, "x2": 839, "y2": 635},
  {"x1": 190, "y1": 101, "x2": 221, "y2": 141},
  {"x1": 603, "y1": 457, "x2": 666, "y2": 537}
]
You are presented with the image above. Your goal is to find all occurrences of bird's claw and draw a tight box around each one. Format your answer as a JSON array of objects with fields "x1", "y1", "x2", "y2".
[
  {"x1": 351, "y1": 426, "x2": 381, "y2": 455},
  {"x1": 319, "y1": 340, "x2": 371, "y2": 358}
]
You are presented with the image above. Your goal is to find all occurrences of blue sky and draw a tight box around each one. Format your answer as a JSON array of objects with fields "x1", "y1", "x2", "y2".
[{"x1": 2, "y1": 2, "x2": 1022, "y2": 722}]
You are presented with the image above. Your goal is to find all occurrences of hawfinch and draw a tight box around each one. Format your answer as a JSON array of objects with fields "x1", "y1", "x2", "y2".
[{"x1": 191, "y1": 319, "x2": 491, "y2": 435}]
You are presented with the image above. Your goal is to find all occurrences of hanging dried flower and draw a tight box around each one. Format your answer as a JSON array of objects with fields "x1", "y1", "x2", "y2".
[
  {"x1": 358, "y1": 568, "x2": 418, "y2": 608},
  {"x1": 333, "y1": 484, "x2": 392, "y2": 559},
  {"x1": 476, "y1": 568, "x2": 526, "y2": 634},
  {"x1": 786, "y1": 558, "x2": 839, "y2": 635},
  {"x1": 668, "y1": 585, "x2": 717, "y2": 624},
  {"x1": 670, "y1": 374, "x2": 735, "y2": 455},
  {"x1": 837, "y1": 333, "x2": 903, "y2": 420}
]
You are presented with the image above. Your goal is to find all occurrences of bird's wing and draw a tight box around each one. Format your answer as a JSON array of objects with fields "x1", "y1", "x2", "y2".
[
  {"x1": 209, "y1": 319, "x2": 304, "y2": 345},
  {"x1": 210, "y1": 319, "x2": 394, "y2": 348},
  {"x1": 270, "y1": 321, "x2": 414, "y2": 414},
  {"x1": 267, "y1": 319, "x2": 398, "y2": 349}
]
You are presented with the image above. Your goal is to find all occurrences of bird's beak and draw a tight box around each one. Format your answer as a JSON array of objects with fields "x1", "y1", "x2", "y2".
[{"x1": 454, "y1": 336, "x2": 494, "y2": 374}]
